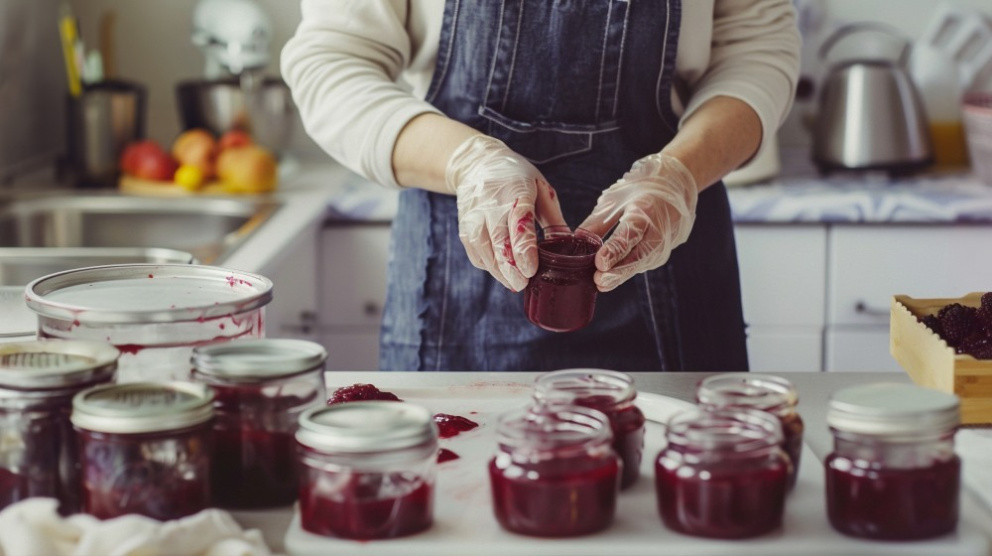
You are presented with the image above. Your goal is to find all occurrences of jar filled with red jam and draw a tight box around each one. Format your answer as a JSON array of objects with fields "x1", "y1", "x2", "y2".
[
  {"x1": 655, "y1": 407, "x2": 789, "y2": 539},
  {"x1": 296, "y1": 402, "x2": 438, "y2": 540},
  {"x1": 523, "y1": 226, "x2": 603, "y2": 332},
  {"x1": 71, "y1": 381, "x2": 214, "y2": 521},
  {"x1": 0, "y1": 340, "x2": 118, "y2": 514},
  {"x1": 533, "y1": 368, "x2": 645, "y2": 489},
  {"x1": 191, "y1": 339, "x2": 326, "y2": 509},
  {"x1": 490, "y1": 403, "x2": 620, "y2": 537},
  {"x1": 696, "y1": 373, "x2": 804, "y2": 489},
  {"x1": 825, "y1": 383, "x2": 960, "y2": 541}
]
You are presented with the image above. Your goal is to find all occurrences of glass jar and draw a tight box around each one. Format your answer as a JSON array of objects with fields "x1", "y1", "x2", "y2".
[
  {"x1": 523, "y1": 226, "x2": 603, "y2": 332},
  {"x1": 489, "y1": 403, "x2": 620, "y2": 537},
  {"x1": 71, "y1": 381, "x2": 214, "y2": 520},
  {"x1": 296, "y1": 402, "x2": 438, "y2": 540},
  {"x1": 655, "y1": 407, "x2": 789, "y2": 539},
  {"x1": 534, "y1": 368, "x2": 645, "y2": 489},
  {"x1": 191, "y1": 339, "x2": 327, "y2": 509},
  {"x1": 696, "y1": 373, "x2": 804, "y2": 489},
  {"x1": 825, "y1": 383, "x2": 960, "y2": 540},
  {"x1": 0, "y1": 340, "x2": 118, "y2": 514},
  {"x1": 26, "y1": 264, "x2": 272, "y2": 382}
]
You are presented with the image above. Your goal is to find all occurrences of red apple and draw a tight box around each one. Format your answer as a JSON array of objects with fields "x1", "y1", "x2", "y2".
[
  {"x1": 218, "y1": 129, "x2": 253, "y2": 151},
  {"x1": 120, "y1": 140, "x2": 168, "y2": 176},
  {"x1": 132, "y1": 147, "x2": 179, "y2": 181}
]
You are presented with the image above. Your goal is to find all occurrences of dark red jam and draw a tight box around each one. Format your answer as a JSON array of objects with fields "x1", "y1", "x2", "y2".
[
  {"x1": 0, "y1": 406, "x2": 80, "y2": 513},
  {"x1": 437, "y1": 448, "x2": 460, "y2": 463},
  {"x1": 327, "y1": 383, "x2": 401, "y2": 404},
  {"x1": 826, "y1": 454, "x2": 960, "y2": 540},
  {"x1": 523, "y1": 231, "x2": 601, "y2": 333},
  {"x1": 77, "y1": 426, "x2": 212, "y2": 521},
  {"x1": 298, "y1": 470, "x2": 433, "y2": 540},
  {"x1": 433, "y1": 413, "x2": 479, "y2": 439},
  {"x1": 490, "y1": 454, "x2": 619, "y2": 537},
  {"x1": 572, "y1": 395, "x2": 645, "y2": 489}
]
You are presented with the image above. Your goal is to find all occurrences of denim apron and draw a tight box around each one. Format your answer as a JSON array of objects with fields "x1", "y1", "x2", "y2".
[{"x1": 380, "y1": 0, "x2": 749, "y2": 373}]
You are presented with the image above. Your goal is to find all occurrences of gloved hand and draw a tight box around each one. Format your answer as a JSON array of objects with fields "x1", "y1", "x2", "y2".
[
  {"x1": 446, "y1": 135, "x2": 566, "y2": 291},
  {"x1": 579, "y1": 152, "x2": 699, "y2": 292}
]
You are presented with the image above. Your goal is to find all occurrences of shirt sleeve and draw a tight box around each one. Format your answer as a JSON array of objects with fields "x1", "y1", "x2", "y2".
[
  {"x1": 280, "y1": 0, "x2": 443, "y2": 188},
  {"x1": 679, "y1": 0, "x2": 801, "y2": 162}
]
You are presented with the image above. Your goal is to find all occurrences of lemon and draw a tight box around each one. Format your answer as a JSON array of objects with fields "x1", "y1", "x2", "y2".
[{"x1": 174, "y1": 164, "x2": 204, "y2": 190}]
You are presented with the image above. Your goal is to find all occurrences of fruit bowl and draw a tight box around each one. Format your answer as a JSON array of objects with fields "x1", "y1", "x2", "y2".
[{"x1": 890, "y1": 292, "x2": 992, "y2": 424}]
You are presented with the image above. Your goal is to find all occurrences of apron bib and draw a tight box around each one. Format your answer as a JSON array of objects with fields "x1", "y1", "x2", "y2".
[{"x1": 380, "y1": 0, "x2": 748, "y2": 373}]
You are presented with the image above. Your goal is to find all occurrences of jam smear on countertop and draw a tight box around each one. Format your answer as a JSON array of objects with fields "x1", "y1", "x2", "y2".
[
  {"x1": 437, "y1": 448, "x2": 460, "y2": 463},
  {"x1": 432, "y1": 413, "x2": 479, "y2": 439},
  {"x1": 298, "y1": 472, "x2": 433, "y2": 540},
  {"x1": 826, "y1": 454, "x2": 960, "y2": 540},
  {"x1": 326, "y1": 383, "x2": 402, "y2": 405}
]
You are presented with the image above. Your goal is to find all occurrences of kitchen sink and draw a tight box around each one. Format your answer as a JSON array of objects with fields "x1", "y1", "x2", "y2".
[{"x1": 0, "y1": 190, "x2": 281, "y2": 265}]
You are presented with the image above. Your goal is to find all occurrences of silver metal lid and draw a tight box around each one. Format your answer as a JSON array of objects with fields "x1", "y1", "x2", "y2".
[
  {"x1": 296, "y1": 402, "x2": 437, "y2": 453},
  {"x1": 191, "y1": 339, "x2": 327, "y2": 381},
  {"x1": 827, "y1": 383, "x2": 959, "y2": 436},
  {"x1": 0, "y1": 340, "x2": 119, "y2": 390},
  {"x1": 71, "y1": 381, "x2": 214, "y2": 433},
  {"x1": 25, "y1": 264, "x2": 273, "y2": 324}
]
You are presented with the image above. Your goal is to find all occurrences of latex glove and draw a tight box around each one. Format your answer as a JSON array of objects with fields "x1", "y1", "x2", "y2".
[
  {"x1": 579, "y1": 152, "x2": 698, "y2": 292},
  {"x1": 446, "y1": 135, "x2": 566, "y2": 291}
]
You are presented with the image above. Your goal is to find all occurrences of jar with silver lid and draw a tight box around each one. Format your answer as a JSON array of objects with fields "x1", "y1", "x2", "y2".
[
  {"x1": 191, "y1": 339, "x2": 327, "y2": 509},
  {"x1": 825, "y1": 383, "x2": 960, "y2": 540},
  {"x1": 0, "y1": 340, "x2": 119, "y2": 514},
  {"x1": 72, "y1": 381, "x2": 214, "y2": 521},
  {"x1": 296, "y1": 401, "x2": 438, "y2": 540}
]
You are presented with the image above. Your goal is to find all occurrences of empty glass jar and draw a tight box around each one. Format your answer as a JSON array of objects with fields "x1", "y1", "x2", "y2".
[{"x1": 825, "y1": 383, "x2": 960, "y2": 540}]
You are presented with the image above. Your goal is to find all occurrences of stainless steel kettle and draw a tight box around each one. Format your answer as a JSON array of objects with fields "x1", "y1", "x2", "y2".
[{"x1": 813, "y1": 23, "x2": 933, "y2": 174}]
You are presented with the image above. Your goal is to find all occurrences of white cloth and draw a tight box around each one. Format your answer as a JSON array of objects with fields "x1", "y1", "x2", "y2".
[
  {"x1": 0, "y1": 499, "x2": 272, "y2": 556},
  {"x1": 281, "y1": 0, "x2": 801, "y2": 188}
]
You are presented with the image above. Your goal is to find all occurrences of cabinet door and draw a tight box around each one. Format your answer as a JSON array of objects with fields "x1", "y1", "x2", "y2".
[
  {"x1": 323, "y1": 332, "x2": 381, "y2": 371},
  {"x1": 746, "y1": 327, "x2": 823, "y2": 372},
  {"x1": 318, "y1": 224, "x2": 392, "y2": 327},
  {"x1": 828, "y1": 226, "x2": 992, "y2": 326},
  {"x1": 735, "y1": 225, "x2": 827, "y2": 327},
  {"x1": 259, "y1": 226, "x2": 319, "y2": 342},
  {"x1": 825, "y1": 326, "x2": 903, "y2": 372}
]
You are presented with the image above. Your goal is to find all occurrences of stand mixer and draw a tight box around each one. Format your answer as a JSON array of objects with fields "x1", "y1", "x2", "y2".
[{"x1": 191, "y1": 0, "x2": 272, "y2": 79}]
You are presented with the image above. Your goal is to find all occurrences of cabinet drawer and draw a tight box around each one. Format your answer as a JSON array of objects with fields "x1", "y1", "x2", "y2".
[
  {"x1": 746, "y1": 327, "x2": 823, "y2": 373},
  {"x1": 735, "y1": 226, "x2": 827, "y2": 327},
  {"x1": 828, "y1": 226, "x2": 992, "y2": 326},
  {"x1": 319, "y1": 224, "x2": 391, "y2": 327},
  {"x1": 824, "y1": 326, "x2": 903, "y2": 373},
  {"x1": 321, "y1": 332, "x2": 380, "y2": 371}
]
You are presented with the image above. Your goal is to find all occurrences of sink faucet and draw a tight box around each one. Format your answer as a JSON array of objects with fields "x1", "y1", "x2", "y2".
[{"x1": 191, "y1": 0, "x2": 272, "y2": 79}]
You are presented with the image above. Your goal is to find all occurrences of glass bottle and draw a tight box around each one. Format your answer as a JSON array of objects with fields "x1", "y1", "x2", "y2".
[
  {"x1": 489, "y1": 403, "x2": 620, "y2": 537},
  {"x1": 655, "y1": 407, "x2": 789, "y2": 539},
  {"x1": 533, "y1": 368, "x2": 645, "y2": 489},
  {"x1": 697, "y1": 373, "x2": 804, "y2": 489},
  {"x1": 72, "y1": 381, "x2": 214, "y2": 520},
  {"x1": 825, "y1": 382, "x2": 960, "y2": 540},
  {"x1": 296, "y1": 401, "x2": 438, "y2": 540},
  {"x1": 523, "y1": 226, "x2": 602, "y2": 332},
  {"x1": 0, "y1": 340, "x2": 118, "y2": 514},
  {"x1": 191, "y1": 339, "x2": 327, "y2": 509}
]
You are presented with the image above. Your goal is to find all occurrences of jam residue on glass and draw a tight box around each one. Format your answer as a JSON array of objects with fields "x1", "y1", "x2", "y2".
[
  {"x1": 327, "y1": 383, "x2": 402, "y2": 405},
  {"x1": 432, "y1": 413, "x2": 479, "y2": 439},
  {"x1": 437, "y1": 448, "x2": 460, "y2": 463},
  {"x1": 826, "y1": 454, "x2": 960, "y2": 540},
  {"x1": 523, "y1": 229, "x2": 602, "y2": 333},
  {"x1": 572, "y1": 394, "x2": 645, "y2": 490}
]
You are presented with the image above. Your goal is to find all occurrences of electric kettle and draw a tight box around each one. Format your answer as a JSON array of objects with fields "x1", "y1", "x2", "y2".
[{"x1": 813, "y1": 23, "x2": 933, "y2": 174}]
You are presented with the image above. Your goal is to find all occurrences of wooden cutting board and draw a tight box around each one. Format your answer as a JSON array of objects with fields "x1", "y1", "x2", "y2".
[{"x1": 119, "y1": 175, "x2": 276, "y2": 196}]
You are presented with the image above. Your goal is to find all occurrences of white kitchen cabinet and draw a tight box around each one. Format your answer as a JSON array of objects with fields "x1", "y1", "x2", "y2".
[
  {"x1": 734, "y1": 225, "x2": 828, "y2": 372},
  {"x1": 258, "y1": 224, "x2": 320, "y2": 343},
  {"x1": 317, "y1": 223, "x2": 392, "y2": 371},
  {"x1": 825, "y1": 326, "x2": 903, "y2": 373}
]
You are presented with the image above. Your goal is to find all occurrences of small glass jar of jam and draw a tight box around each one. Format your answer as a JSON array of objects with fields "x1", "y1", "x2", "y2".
[
  {"x1": 825, "y1": 383, "x2": 960, "y2": 540},
  {"x1": 296, "y1": 401, "x2": 438, "y2": 540},
  {"x1": 533, "y1": 368, "x2": 645, "y2": 489},
  {"x1": 696, "y1": 373, "x2": 804, "y2": 489},
  {"x1": 191, "y1": 339, "x2": 327, "y2": 509},
  {"x1": 71, "y1": 381, "x2": 214, "y2": 520},
  {"x1": 523, "y1": 226, "x2": 603, "y2": 332},
  {"x1": 489, "y1": 403, "x2": 620, "y2": 537},
  {"x1": 0, "y1": 340, "x2": 119, "y2": 514},
  {"x1": 655, "y1": 407, "x2": 789, "y2": 539}
]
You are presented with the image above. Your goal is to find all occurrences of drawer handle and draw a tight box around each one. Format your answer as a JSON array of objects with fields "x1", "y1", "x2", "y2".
[
  {"x1": 854, "y1": 300, "x2": 888, "y2": 317},
  {"x1": 363, "y1": 301, "x2": 381, "y2": 317}
]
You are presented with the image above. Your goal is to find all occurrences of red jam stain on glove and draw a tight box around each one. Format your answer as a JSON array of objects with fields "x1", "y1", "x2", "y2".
[
  {"x1": 501, "y1": 238, "x2": 516, "y2": 267},
  {"x1": 437, "y1": 448, "x2": 460, "y2": 463},
  {"x1": 327, "y1": 384, "x2": 402, "y2": 405},
  {"x1": 516, "y1": 212, "x2": 534, "y2": 235},
  {"x1": 433, "y1": 413, "x2": 479, "y2": 439}
]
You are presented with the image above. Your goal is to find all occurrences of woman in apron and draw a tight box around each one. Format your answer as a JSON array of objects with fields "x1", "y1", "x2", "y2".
[{"x1": 283, "y1": 0, "x2": 801, "y2": 373}]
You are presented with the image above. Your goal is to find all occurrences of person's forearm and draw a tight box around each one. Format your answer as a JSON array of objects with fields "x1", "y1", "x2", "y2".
[
  {"x1": 392, "y1": 113, "x2": 482, "y2": 193},
  {"x1": 661, "y1": 96, "x2": 763, "y2": 191}
]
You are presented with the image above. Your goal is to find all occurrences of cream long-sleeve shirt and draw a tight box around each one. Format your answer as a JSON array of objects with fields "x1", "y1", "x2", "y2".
[{"x1": 281, "y1": 0, "x2": 801, "y2": 188}]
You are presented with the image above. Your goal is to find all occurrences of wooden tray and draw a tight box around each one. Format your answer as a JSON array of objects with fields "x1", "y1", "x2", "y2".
[
  {"x1": 891, "y1": 293, "x2": 992, "y2": 424},
  {"x1": 119, "y1": 175, "x2": 273, "y2": 196}
]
